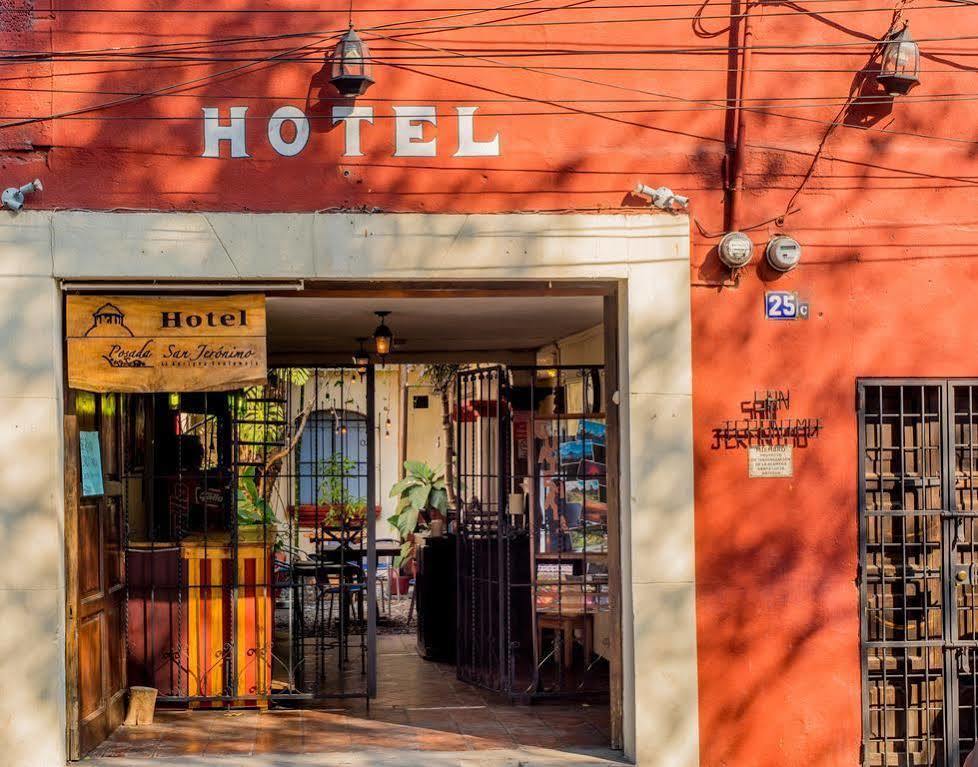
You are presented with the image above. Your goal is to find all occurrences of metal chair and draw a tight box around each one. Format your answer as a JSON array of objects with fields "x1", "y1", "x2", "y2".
[{"x1": 374, "y1": 538, "x2": 399, "y2": 615}]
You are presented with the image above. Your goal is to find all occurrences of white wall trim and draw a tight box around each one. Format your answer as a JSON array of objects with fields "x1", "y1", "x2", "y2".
[{"x1": 0, "y1": 210, "x2": 696, "y2": 767}]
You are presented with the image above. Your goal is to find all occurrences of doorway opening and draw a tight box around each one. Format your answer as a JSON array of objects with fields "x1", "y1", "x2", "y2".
[{"x1": 64, "y1": 284, "x2": 623, "y2": 762}]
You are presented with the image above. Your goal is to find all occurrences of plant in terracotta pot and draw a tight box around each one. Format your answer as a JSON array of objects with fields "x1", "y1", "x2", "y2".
[
  {"x1": 316, "y1": 453, "x2": 368, "y2": 529},
  {"x1": 388, "y1": 461, "x2": 448, "y2": 570}
]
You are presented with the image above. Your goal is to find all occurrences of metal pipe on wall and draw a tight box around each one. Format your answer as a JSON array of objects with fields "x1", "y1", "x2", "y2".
[{"x1": 725, "y1": 0, "x2": 754, "y2": 232}]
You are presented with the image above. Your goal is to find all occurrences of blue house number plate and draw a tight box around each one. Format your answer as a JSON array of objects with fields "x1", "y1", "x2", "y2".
[{"x1": 765, "y1": 291, "x2": 809, "y2": 320}]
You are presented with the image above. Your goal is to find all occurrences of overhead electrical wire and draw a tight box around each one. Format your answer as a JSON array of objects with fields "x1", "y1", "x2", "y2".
[
  {"x1": 2, "y1": 63, "x2": 974, "y2": 76},
  {"x1": 0, "y1": 0, "x2": 556, "y2": 62},
  {"x1": 368, "y1": 28, "x2": 978, "y2": 185},
  {"x1": 6, "y1": 50, "x2": 978, "y2": 64},
  {"x1": 2, "y1": 91, "x2": 978, "y2": 110},
  {"x1": 5, "y1": 86, "x2": 978, "y2": 101},
  {"x1": 4, "y1": 0, "x2": 960, "y2": 11},
  {"x1": 0, "y1": 0, "x2": 588, "y2": 130},
  {"x1": 3, "y1": 92, "x2": 977, "y2": 118},
  {"x1": 0, "y1": 1, "x2": 973, "y2": 160},
  {"x1": 7, "y1": 34, "x2": 978, "y2": 66},
  {"x1": 0, "y1": 33, "x2": 343, "y2": 130}
]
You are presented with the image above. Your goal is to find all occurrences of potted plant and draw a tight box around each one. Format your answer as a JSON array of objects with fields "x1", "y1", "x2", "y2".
[
  {"x1": 316, "y1": 453, "x2": 369, "y2": 529},
  {"x1": 237, "y1": 465, "x2": 278, "y2": 544},
  {"x1": 387, "y1": 461, "x2": 448, "y2": 588}
]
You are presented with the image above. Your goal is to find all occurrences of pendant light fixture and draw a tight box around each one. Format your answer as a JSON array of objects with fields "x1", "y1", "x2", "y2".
[
  {"x1": 352, "y1": 337, "x2": 370, "y2": 372},
  {"x1": 329, "y1": 0, "x2": 374, "y2": 99},
  {"x1": 877, "y1": 23, "x2": 920, "y2": 96},
  {"x1": 372, "y1": 311, "x2": 393, "y2": 358}
]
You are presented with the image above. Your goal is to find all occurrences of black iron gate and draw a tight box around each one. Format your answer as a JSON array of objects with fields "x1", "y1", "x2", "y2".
[
  {"x1": 123, "y1": 366, "x2": 376, "y2": 706},
  {"x1": 456, "y1": 365, "x2": 610, "y2": 699},
  {"x1": 456, "y1": 367, "x2": 516, "y2": 692},
  {"x1": 859, "y1": 380, "x2": 978, "y2": 766}
]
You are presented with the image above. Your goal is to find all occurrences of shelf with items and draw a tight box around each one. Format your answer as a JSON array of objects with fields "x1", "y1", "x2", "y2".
[{"x1": 535, "y1": 564, "x2": 610, "y2": 615}]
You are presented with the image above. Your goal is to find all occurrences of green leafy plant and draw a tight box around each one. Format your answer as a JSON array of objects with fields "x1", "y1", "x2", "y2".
[
  {"x1": 237, "y1": 466, "x2": 276, "y2": 526},
  {"x1": 388, "y1": 461, "x2": 448, "y2": 568},
  {"x1": 316, "y1": 453, "x2": 367, "y2": 527},
  {"x1": 420, "y1": 364, "x2": 461, "y2": 509},
  {"x1": 235, "y1": 368, "x2": 312, "y2": 501}
]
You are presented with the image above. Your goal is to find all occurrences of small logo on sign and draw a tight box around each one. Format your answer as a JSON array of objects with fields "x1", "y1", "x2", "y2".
[
  {"x1": 85, "y1": 302, "x2": 134, "y2": 337},
  {"x1": 765, "y1": 291, "x2": 809, "y2": 320}
]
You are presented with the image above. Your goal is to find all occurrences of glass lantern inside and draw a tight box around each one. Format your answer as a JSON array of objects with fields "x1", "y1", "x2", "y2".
[
  {"x1": 878, "y1": 26, "x2": 919, "y2": 94},
  {"x1": 332, "y1": 29, "x2": 371, "y2": 80}
]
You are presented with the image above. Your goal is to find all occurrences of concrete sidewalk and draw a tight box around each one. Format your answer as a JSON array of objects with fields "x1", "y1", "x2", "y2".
[{"x1": 82, "y1": 746, "x2": 629, "y2": 766}]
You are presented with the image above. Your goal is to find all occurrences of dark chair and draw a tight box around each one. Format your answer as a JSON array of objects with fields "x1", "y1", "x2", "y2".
[
  {"x1": 314, "y1": 562, "x2": 365, "y2": 662},
  {"x1": 373, "y1": 538, "x2": 400, "y2": 615}
]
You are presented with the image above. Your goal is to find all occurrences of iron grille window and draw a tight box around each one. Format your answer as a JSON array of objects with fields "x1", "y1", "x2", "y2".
[
  {"x1": 859, "y1": 381, "x2": 978, "y2": 767},
  {"x1": 296, "y1": 410, "x2": 368, "y2": 506}
]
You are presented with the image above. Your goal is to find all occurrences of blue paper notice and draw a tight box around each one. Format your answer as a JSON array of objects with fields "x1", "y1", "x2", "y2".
[{"x1": 80, "y1": 431, "x2": 104, "y2": 497}]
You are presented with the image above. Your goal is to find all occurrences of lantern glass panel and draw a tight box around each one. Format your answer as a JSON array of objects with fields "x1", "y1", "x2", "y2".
[
  {"x1": 882, "y1": 38, "x2": 918, "y2": 78},
  {"x1": 332, "y1": 31, "x2": 372, "y2": 80}
]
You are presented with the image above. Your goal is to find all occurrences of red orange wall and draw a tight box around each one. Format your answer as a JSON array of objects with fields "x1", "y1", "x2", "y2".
[{"x1": 4, "y1": 2, "x2": 978, "y2": 766}]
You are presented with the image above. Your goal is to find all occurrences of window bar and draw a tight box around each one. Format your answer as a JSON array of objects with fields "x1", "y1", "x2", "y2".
[
  {"x1": 968, "y1": 384, "x2": 977, "y2": 766},
  {"x1": 899, "y1": 386, "x2": 911, "y2": 763},
  {"x1": 366, "y1": 363, "x2": 377, "y2": 699},
  {"x1": 313, "y1": 370, "x2": 322, "y2": 695},
  {"x1": 528, "y1": 370, "x2": 541, "y2": 693},
  {"x1": 857, "y1": 384, "x2": 870, "y2": 762},
  {"x1": 880, "y1": 386, "x2": 890, "y2": 762},
  {"x1": 338, "y1": 370, "x2": 347, "y2": 669},
  {"x1": 920, "y1": 385, "x2": 933, "y2": 765},
  {"x1": 496, "y1": 368, "x2": 504, "y2": 691},
  {"x1": 942, "y1": 384, "x2": 952, "y2": 766}
]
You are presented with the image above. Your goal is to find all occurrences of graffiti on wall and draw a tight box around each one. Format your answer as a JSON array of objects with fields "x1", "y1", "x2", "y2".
[{"x1": 711, "y1": 390, "x2": 822, "y2": 450}]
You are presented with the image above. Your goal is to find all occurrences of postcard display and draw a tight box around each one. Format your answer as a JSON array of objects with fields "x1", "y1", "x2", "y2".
[{"x1": 514, "y1": 371, "x2": 610, "y2": 624}]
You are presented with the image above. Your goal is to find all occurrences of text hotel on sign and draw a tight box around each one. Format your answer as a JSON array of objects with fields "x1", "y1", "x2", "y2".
[{"x1": 201, "y1": 105, "x2": 502, "y2": 159}]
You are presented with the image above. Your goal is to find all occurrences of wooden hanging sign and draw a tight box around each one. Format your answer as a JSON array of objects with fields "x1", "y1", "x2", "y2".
[{"x1": 66, "y1": 294, "x2": 267, "y2": 393}]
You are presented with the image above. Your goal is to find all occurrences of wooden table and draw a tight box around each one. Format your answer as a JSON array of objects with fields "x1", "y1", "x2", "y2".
[{"x1": 538, "y1": 612, "x2": 593, "y2": 668}]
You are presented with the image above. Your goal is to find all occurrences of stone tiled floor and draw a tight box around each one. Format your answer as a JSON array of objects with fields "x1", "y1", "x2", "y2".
[{"x1": 85, "y1": 634, "x2": 615, "y2": 762}]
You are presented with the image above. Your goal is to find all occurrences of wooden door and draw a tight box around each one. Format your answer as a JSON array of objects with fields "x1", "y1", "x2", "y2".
[{"x1": 65, "y1": 391, "x2": 126, "y2": 759}]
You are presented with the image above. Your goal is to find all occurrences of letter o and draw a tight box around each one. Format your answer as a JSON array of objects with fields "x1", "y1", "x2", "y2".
[{"x1": 268, "y1": 106, "x2": 310, "y2": 157}]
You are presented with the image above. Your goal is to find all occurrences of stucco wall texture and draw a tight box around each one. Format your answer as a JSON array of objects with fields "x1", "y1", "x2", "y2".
[{"x1": 2, "y1": 2, "x2": 977, "y2": 767}]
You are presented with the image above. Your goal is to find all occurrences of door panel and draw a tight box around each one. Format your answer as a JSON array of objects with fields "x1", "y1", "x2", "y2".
[
  {"x1": 78, "y1": 615, "x2": 103, "y2": 720},
  {"x1": 106, "y1": 498, "x2": 123, "y2": 590},
  {"x1": 66, "y1": 392, "x2": 127, "y2": 759},
  {"x1": 78, "y1": 505, "x2": 102, "y2": 598}
]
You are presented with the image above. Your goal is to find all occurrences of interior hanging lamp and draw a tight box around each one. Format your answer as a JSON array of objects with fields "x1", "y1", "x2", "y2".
[
  {"x1": 372, "y1": 311, "x2": 393, "y2": 357},
  {"x1": 352, "y1": 336, "x2": 370, "y2": 372},
  {"x1": 329, "y1": 8, "x2": 374, "y2": 98},
  {"x1": 877, "y1": 23, "x2": 920, "y2": 96}
]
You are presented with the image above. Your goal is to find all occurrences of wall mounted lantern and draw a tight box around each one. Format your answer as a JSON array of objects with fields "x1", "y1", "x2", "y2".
[
  {"x1": 877, "y1": 23, "x2": 920, "y2": 96},
  {"x1": 372, "y1": 311, "x2": 393, "y2": 357},
  {"x1": 329, "y1": 26, "x2": 374, "y2": 97}
]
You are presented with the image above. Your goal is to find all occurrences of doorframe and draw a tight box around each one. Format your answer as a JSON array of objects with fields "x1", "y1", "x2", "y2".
[
  {"x1": 604, "y1": 291, "x2": 624, "y2": 750},
  {"x1": 60, "y1": 279, "x2": 627, "y2": 754},
  {"x1": 64, "y1": 401, "x2": 81, "y2": 761}
]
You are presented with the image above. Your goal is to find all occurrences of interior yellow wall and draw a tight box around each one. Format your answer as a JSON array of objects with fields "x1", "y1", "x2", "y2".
[
  {"x1": 404, "y1": 371, "x2": 446, "y2": 477},
  {"x1": 537, "y1": 323, "x2": 604, "y2": 367}
]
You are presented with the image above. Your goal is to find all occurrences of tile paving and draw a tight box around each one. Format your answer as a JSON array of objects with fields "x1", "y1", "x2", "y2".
[{"x1": 85, "y1": 634, "x2": 619, "y2": 764}]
